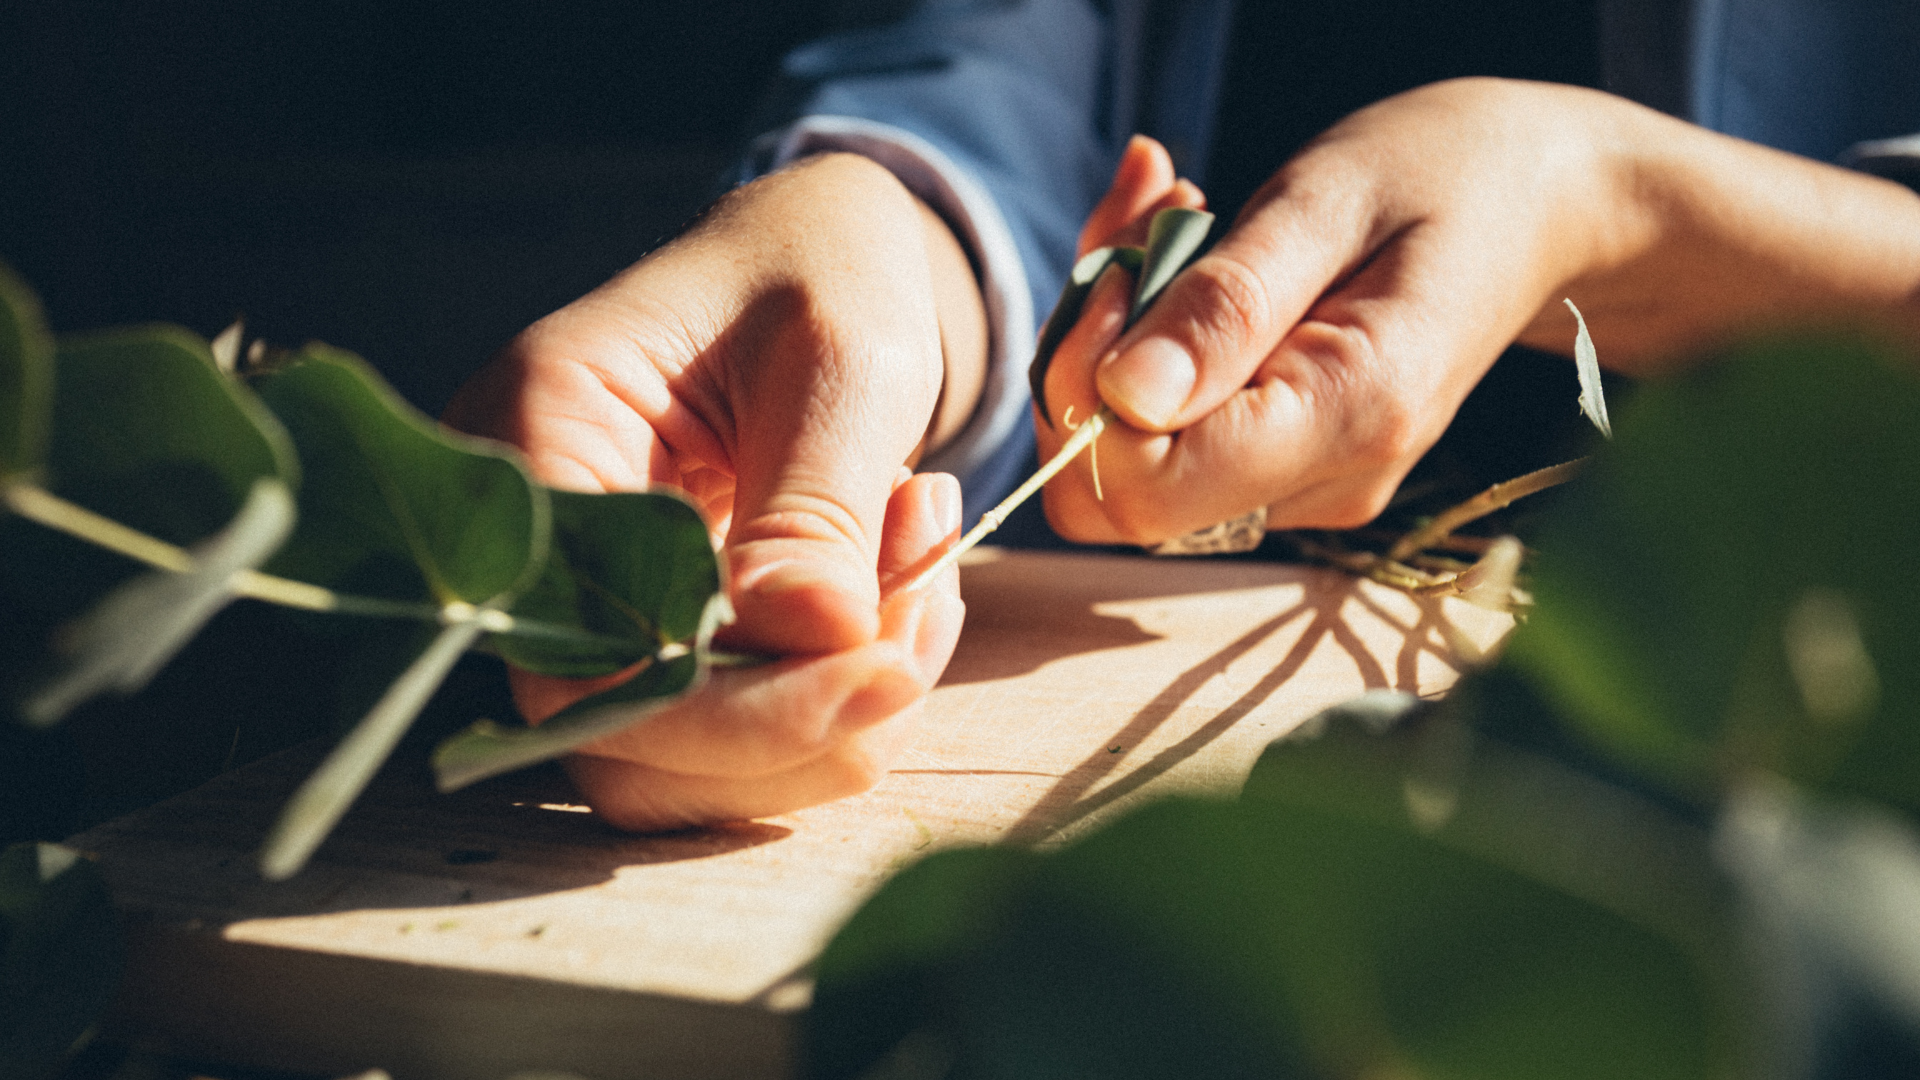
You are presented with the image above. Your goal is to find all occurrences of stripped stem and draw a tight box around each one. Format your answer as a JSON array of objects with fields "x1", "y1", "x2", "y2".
[
  {"x1": 3, "y1": 479, "x2": 625, "y2": 649},
  {"x1": 1386, "y1": 457, "x2": 1586, "y2": 564},
  {"x1": 904, "y1": 408, "x2": 1109, "y2": 593}
]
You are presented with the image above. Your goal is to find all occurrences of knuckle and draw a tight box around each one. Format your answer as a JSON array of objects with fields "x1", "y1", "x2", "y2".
[{"x1": 1181, "y1": 253, "x2": 1274, "y2": 356}]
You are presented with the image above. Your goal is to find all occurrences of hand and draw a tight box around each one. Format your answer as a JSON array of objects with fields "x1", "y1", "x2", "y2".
[
  {"x1": 1038, "y1": 79, "x2": 1920, "y2": 544},
  {"x1": 443, "y1": 152, "x2": 984, "y2": 829}
]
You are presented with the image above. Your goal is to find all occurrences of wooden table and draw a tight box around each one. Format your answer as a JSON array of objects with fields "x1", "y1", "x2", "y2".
[{"x1": 73, "y1": 548, "x2": 1509, "y2": 1080}]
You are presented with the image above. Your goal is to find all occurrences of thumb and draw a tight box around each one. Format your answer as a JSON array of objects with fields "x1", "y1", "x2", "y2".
[
  {"x1": 722, "y1": 354, "x2": 929, "y2": 657},
  {"x1": 1094, "y1": 174, "x2": 1361, "y2": 433}
]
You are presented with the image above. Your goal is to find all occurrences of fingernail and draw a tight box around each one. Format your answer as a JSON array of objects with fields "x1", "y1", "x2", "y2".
[
  {"x1": 931, "y1": 473, "x2": 962, "y2": 536},
  {"x1": 1099, "y1": 337, "x2": 1195, "y2": 429}
]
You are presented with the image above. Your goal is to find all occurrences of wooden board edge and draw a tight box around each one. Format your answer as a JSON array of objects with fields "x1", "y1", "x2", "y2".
[{"x1": 108, "y1": 920, "x2": 799, "y2": 1080}]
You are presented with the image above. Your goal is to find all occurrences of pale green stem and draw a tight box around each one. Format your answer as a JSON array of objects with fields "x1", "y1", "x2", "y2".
[
  {"x1": 904, "y1": 408, "x2": 1108, "y2": 593},
  {"x1": 4, "y1": 479, "x2": 616, "y2": 646},
  {"x1": 1386, "y1": 458, "x2": 1587, "y2": 564}
]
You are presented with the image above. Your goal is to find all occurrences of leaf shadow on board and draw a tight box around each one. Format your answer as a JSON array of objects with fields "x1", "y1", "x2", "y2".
[
  {"x1": 937, "y1": 550, "x2": 1248, "y2": 686},
  {"x1": 75, "y1": 743, "x2": 791, "y2": 917},
  {"x1": 1000, "y1": 568, "x2": 1473, "y2": 846}
]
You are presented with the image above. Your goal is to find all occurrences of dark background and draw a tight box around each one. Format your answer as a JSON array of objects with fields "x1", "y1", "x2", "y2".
[
  {"x1": 1, "y1": 0, "x2": 839, "y2": 847},
  {"x1": 0, "y1": 0, "x2": 838, "y2": 414}
]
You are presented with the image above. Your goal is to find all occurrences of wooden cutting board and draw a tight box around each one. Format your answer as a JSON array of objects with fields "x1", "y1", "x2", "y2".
[{"x1": 71, "y1": 548, "x2": 1510, "y2": 1080}]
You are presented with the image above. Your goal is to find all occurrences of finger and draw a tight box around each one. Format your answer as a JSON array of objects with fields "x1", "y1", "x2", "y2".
[
  {"x1": 1094, "y1": 159, "x2": 1374, "y2": 432},
  {"x1": 1036, "y1": 261, "x2": 1135, "y2": 461},
  {"x1": 877, "y1": 471, "x2": 963, "y2": 594},
  {"x1": 566, "y1": 717, "x2": 915, "y2": 831},
  {"x1": 1078, "y1": 135, "x2": 1180, "y2": 256},
  {"x1": 1052, "y1": 222, "x2": 1511, "y2": 543},
  {"x1": 540, "y1": 498, "x2": 963, "y2": 780}
]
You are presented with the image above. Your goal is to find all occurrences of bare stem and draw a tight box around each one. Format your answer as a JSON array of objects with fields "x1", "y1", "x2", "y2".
[
  {"x1": 904, "y1": 408, "x2": 1109, "y2": 592},
  {"x1": 1386, "y1": 457, "x2": 1587, "y2": 563}
]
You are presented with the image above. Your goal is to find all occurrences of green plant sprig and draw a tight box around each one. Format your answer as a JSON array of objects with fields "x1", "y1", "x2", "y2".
[{"x1": 0, "y1": 265, "x2": 726, "y2": 880}]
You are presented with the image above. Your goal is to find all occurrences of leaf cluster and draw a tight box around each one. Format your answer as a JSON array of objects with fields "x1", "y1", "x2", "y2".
[{"x1": 0, "y1": 263, "x2": 725, "y2": 887}]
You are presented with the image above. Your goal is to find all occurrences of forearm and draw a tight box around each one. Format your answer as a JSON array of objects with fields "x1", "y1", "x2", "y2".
[{"x1": 1521, "y1": 89, "x2": 1920, "y2": 372}]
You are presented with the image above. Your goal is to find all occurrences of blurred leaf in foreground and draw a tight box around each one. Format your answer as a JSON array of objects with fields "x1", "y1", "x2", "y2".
[
  {"x1": 1509, "y1": 330, "x2": 1920, "y2": 813},
  {"x1": 20, "y1": 479, "x2": 294, "y2": 727},
  {"x1": 0, "y1": 843, "x2": 122, "y2": 1080},
  {"x1": 0, "y1": 262, "x2": 53, "y2": 479},
  {"x1": 808, "y1": 695, "x2": 1742, "y2": 1080}
]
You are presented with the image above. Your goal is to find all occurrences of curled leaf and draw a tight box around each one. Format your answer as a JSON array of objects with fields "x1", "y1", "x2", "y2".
[{"x1": 1565, "y1": 298, "x2": 1611, "y2": 440}]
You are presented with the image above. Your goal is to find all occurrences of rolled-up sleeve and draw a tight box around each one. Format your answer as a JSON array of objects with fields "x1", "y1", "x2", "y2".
[{"x1": 732, "y1": 1, "x2": 1124, "y2": 523}]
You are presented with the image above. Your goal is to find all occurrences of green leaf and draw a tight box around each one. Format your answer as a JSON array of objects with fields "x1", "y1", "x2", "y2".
[
  {"x1": 1242, "y1": 695, "x2": 1740, "y2": 989},
  {"x1": 45, "y1": 325, "x2": 297, "y2": 549},
  {"x1": 431, "y1": 650, "x2": 701, "y2": 793},
  {"x1": 810, "y1": 791, "x2": 1733, "y2": 1080},
  {"x1": 1565, "y1": 298, "x2": 1611, "y2": 439},
  {"x1": 260, "y1": 614, "x2": 485, "y2": 880},
  {"x1": 0, "y1": 263, "x2": 54, "y2": 479},
  {"x1": 434, "y1": 586, "x2": 735, "y2": 791},
  {"x1": 0, "y1": 843, "x2": 123, "y2": 1080},
  {"x1": 493, "y1": 488, "x2": 719, "y2": 677},
  {"x1": 20, "y1": 479, "x2": 295, "y2": 727},
  {"x1": 1026, "y1": 206, "x2": 1213, "y2": 427},
  {"x1": 252, "y1": 346, "x2": 547, "y2": 608},
  {"x1": 1129, "y1": 207, "x2": 1215, "y2": 323},
  {"x1": 1028, "y1": 246, "x2": 1140, "y2": 427},
  {"x1": 807, "y1": 846, "x2": 1043, "y2": 1080},
  {"x1": 1507, "y1": 330, "x2": 1920, "y2": 811}
]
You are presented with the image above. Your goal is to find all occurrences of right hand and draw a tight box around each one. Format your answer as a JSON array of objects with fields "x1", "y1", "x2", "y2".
[
  {"x1": 442, "y1": 151, "x2": 985, "y2": 829},
  {"x1": 1037, "y1": 80, "x2": 1920, "y2": 545}
]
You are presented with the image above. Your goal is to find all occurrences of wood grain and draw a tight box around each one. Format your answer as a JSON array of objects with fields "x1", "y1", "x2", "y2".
[{"x1": 72, "y1": 548, "x2": 1510, "y2": 1079}]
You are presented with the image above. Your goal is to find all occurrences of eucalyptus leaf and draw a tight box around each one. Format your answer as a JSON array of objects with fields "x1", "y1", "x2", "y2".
[
  {"x1": 1565, "y1": 298, "x2": 1611, "y2": 439},
  {"x1": 0, "y1": 843, "x2": 123, "y2": 1080},
  {"x1": 260, "y1": 614, "x2": 485, "y2": 880},
  {"x1": 807, "y1": 846, "x2": 1043, "y2": 1080},
  {"x1": 493, "y1": 488, "x2": 719, "y2": 677},
  {"x1": 21, "y1": 479, "x2": 295, "y2": 727},
  {"x1": 0, "y1": 263, "x2": 53, "y2": 479},
  {"x1": 431, "y1": 649, "x2": 701, "y2": 793},
  {"x1": 1029, "y1": 246, "x2": 1140, "y2": 426},
  {"x1": 47, "y1": 325, "x2": 296, "y2": 549},
  {"x1": 1243, "y1": 696, "x2": 1741, "y2": 994},
  {"x1": 434, "y1": 588, "x2": 733, "y2": 791},
  {"x1": 1129, "y1": 207, "x2": 1214, "y2": 323},
  {"x1": 252, "y1": 346, "x2": 547, "y2": 608},
  {"x1": 1508, "y1": 330, "x2": 1920, "y2": 810}
]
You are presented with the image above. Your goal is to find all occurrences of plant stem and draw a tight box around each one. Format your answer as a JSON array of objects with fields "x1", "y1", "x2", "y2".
[
  {"x1": 4, "y1": 480, "x2": 193, "y2": 572},
  {"x1": 904, "y1": 408, "x2": 1109, "y2": 593},
  {"x1": 1386, "y1": 457, "x2": 1586, "y2": 564}
]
